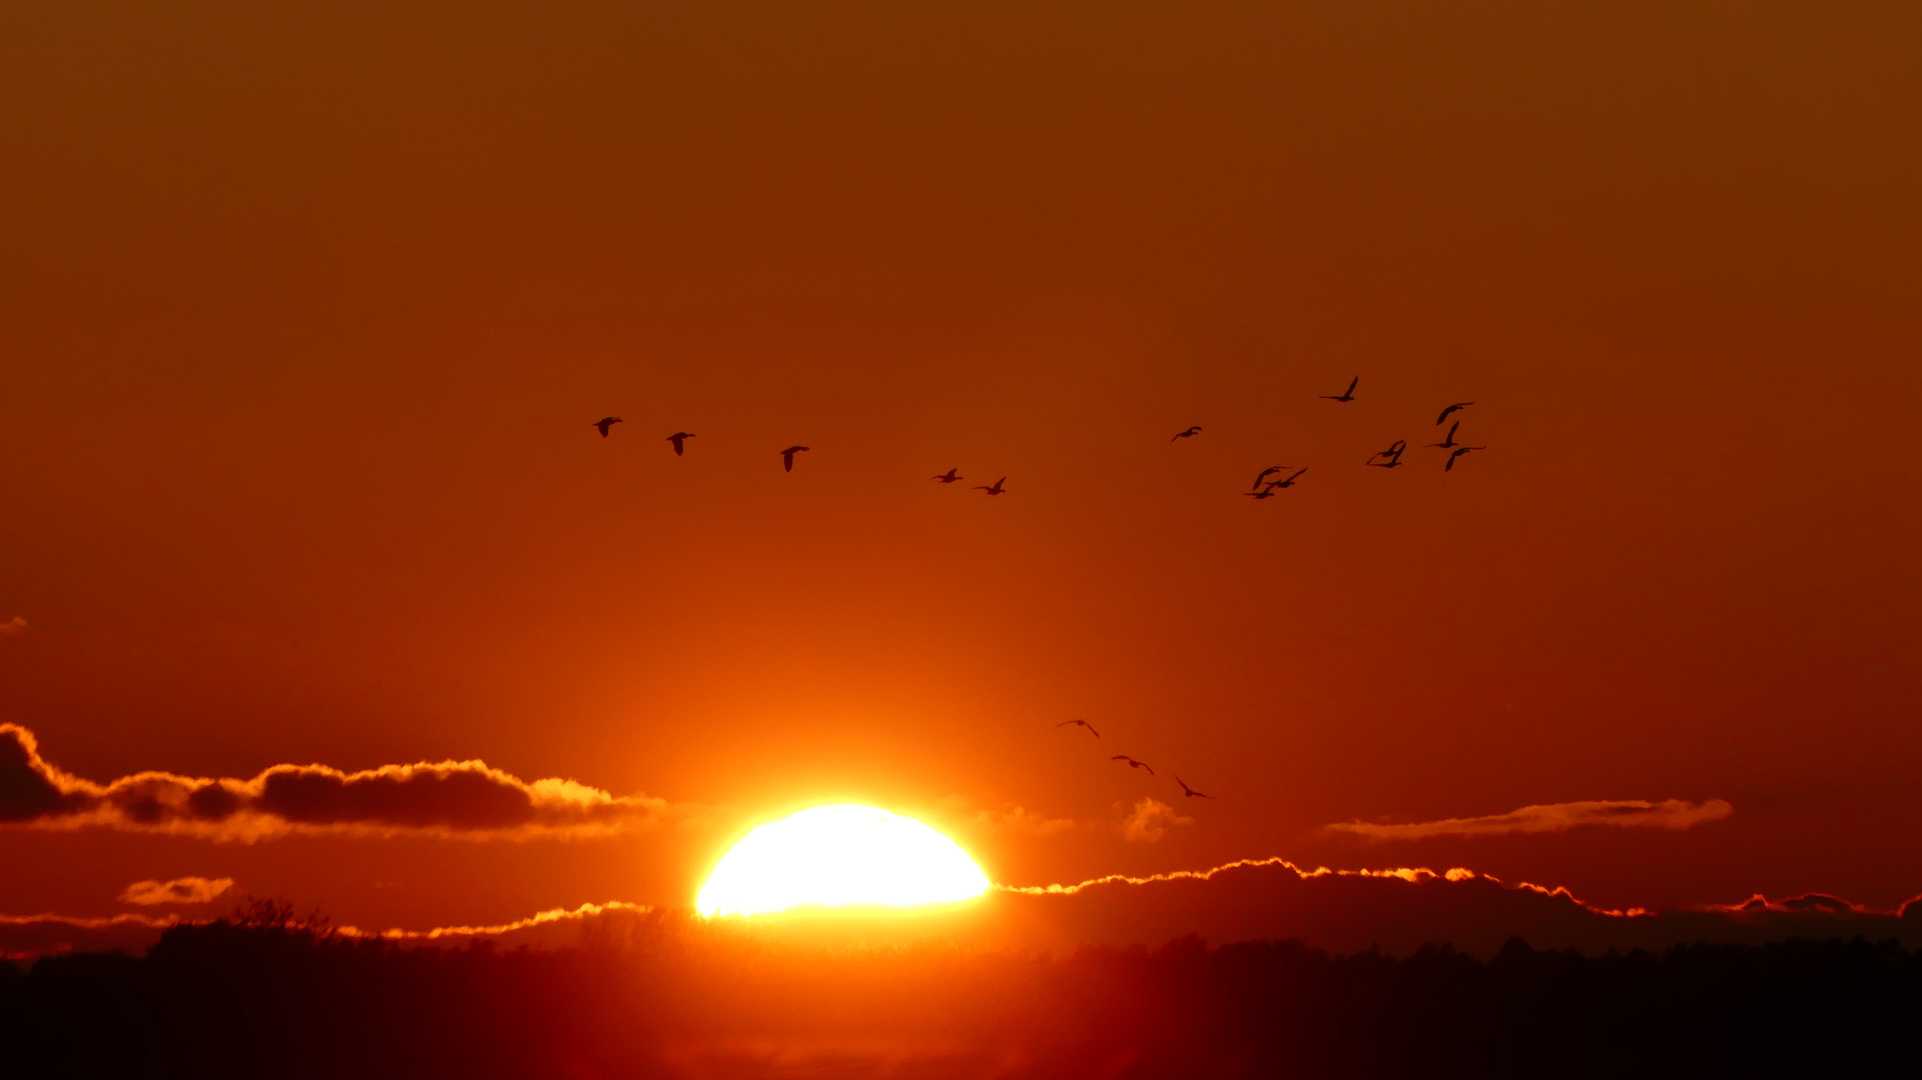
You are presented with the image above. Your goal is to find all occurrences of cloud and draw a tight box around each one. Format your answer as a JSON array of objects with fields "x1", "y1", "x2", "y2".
[
  {"x1": 1121, "y1": 798, "x2": 1193, "y2": 843},
  {"x1": 119, "y1": 876, "x2": 235, "y2": 905},
  {"x1": 972, "y1": 806, "x2": 1077, "y2": 838},
  {"x1": 0, "y1": 616, "x2": 25, "y2": 635},
  {"x1": 980, "y1": 857, "x2": 1922, "y2": 959},
  {"x1": 0, "y1": 911, "x2": 177, "y2": 957},
  {"x1": 1324, "y1": 798, "x2": 1733, "y2": 841},
  {"x1": 0, "y1": 723, "x2": 678, "y2": 841}
]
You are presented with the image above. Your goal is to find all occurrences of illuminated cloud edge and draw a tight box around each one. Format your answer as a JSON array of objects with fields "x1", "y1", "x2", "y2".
[{"x1": 0, "y1": 723, "x2": 676, "y2": 841}]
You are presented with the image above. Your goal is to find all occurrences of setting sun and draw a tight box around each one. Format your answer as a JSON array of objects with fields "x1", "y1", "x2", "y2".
[{"x1": 696, "y1": 805, "x2": 990, "y2": 917}]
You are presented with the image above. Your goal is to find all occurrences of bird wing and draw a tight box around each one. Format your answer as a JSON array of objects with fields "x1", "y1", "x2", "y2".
[{"x1": 1345, "y1": 377, "x2": 1358, "y2": 394}]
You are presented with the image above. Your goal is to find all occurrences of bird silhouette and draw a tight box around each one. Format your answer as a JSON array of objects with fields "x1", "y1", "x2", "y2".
[
  {"x1": 1366, "y1": 440, "x2": 1407, "y2": 467},
  {"x1": 666, "y1": 432, "x2": 695, "y2": 456},
  {"x1": 1436, "y1": 402, "x2": 1475, "y2": 425},
  {"x1": 1427, "y1": 422, "x2": 1461, "y2": 449},
  {"x1": 1366, "y1": 457, "x2": 1406, "y2": 469},
  {"x1": 975, "y1": 477, "x2": 1007, "y2": 495},
  {"x1": 1171, "y1": 426, "x2": 1204, "y2": 441},
  {"x1": 929, "y1": 468, "x2": 963, "y2": 484},
  {"x1": 780, "y1": 445, "x2": 810, "y2": 472},
  {"x1": 1251, "y1": 465, "x2": 1289, "y2": 490},
  {"x1": 1320, "y1": 377, "x2": 1359, "y2": 402},
  {"x1": 1245, "y1": 487, "x2": 1279, "y2": 500},
  {"x1": 1056, "y1": 719, "x2": 1101, "y2": 738},
  {"x1": 1175, "y1": 775, "x2": 1214, "y2": 799},
  {"x1": 592, "y1": 417, "x2": 623, "y2": 437},
  {"x1": 1267, "y1": 467, "x2": 1308, "y2": 489},
  {"x1": 1445, "y1": 446, "x2": 1487, "y2": 472},
  {"x1": 1111, "y1": 755, "x2": 1155, "y2": 775}
]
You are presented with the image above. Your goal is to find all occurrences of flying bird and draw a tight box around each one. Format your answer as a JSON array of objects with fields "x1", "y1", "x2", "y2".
[
  {"x1": 780, "y1": 446, "x2": 810, "y2": 472},
  {"x1": 1171, "y1": 426, "x2": 1203, "y2": 441},
  {"x1": 1111, "y1": 755, "x2": 1155, "y2": 775},
  {"x1": 1320, "y1": 377, "x2": 1359, "y2": 402},
  {"x1": 1175, "y1": 775, "x2": 1214, "y2": 799},
  {"x1": 1267, "y1": 467, "x2": 1308, "y2": 489},
  {"x1": 1366, "y1": 440, "x2": 1407, "y2": 467},
  {"x1": 1435, "y1": 402, "x2": 1475, "y2": 425},
  {"x1": 1445, "y1": 446, "x2": 1487, "y2": 472},
  {"x1": 1366, "y1": 457, "x2": 1406, "y2": 469},
  {"x1": 1427, "y1": 422, "x2": 1461, "y2": 449},
  {"x1": 1245, "y1": 487, "x2": 1279, "y2": 500},
  {"x1": 929, "y1": 468, "x2": 963, "y2": 484},
  {"x1": 1056, "y1": 719, "x2": 1101, "y2": 738},
  {"x1": 1251, "y1": 465, "x2": 1288, "y2": 490},
  {"x1": 975, "y1": 477, "x2": 1008, "y2": 495},
  {"x1": 592, "y1": 417, "x2": 623, "y2": 437},
  {"x1": 666, "y1": 432, "x2": 695, "y2": 456}
]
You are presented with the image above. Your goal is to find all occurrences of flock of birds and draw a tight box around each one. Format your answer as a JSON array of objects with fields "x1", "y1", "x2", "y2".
[
  {"x1": 1054, "y1": 717, "x2": 1214, "y2": 801},
  {"x1": 593, "y1": 375, "x2": 1488, "y2": 809},
  {"x1": 593, "y1": 375, "x2": 1485, "y2": 504}
]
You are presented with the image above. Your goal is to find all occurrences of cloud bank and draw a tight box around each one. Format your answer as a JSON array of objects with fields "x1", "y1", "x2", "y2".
[
  {"x1": 1324, "y1": 798, "x2": 1733, "y2": 840},
  {"x1": 0, "y1": 723, "x2": 673, "y2": 841},
  {"x1": 119, "y1": 876, "x2": 235, "y2": 905}
]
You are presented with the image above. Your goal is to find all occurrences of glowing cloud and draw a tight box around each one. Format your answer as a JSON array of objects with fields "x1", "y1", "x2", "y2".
[
  {"x1": 696, "y1": 804, "x2": 990, "y2": 917},
  {"x1": 119, "y1": 876, "x2": 235, "y2": 905},
  {"x1": 1121, "y1": 798, "x2": 1194, "y2": 843},
  {"x1": 1325, "y1": 798, "x2": 1734, "y2": 840}
]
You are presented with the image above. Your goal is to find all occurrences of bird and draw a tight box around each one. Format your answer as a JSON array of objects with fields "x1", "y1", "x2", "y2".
[
  {"x1": 1251, "y1": 466, "x2": 1288, "y2": 491},
  {"x1": 1111, "y1": 755, "x2": 1155, "y2": 775},
  {"x1": 1171, "y1": 426, "x2": 1203, "y2": 441},
  {"x1": 780, "y1": 446, "x2": 810, "y2": 472},
  {"x1": 1366, "y1": 457, "x2": 1406, "y2": 469},
  {"x1": 592, "y1": 417, "x2": 622, "y2": 437},
  {"x1": 1267, "y1": 467, "x2": 1308, "y2": 489},
  {"x1": 1427, "y1": 422, "x2": 1461, "y2": 449},
  {"x1": 929, "y1": 468, "x2": 963, "y2": 484},
  {"x1": 666, "y1": 432, "x2": 695, "y2": 456},
  {"x1": 1445, "y1": 446, "x2": 1487, "y2": 472},
  {"x1": 1366, "y1": 440, "x2": 1407, "y2": 466},
  {"x1": 1175, "y1": 775, "x2": 1214, "y2": 799},
  {"x1": 1056, "y1": 719, "x2": 1101, "y2": 738},
  {"x1": 1435, "y1": 402, "x2": 1475, "y2": 425},
  {"x1": 1320, "y1": 377, "x2": 1359, "y2": 402},
  {"x1": 975, "y1": 477, "x2": 1008, "y2": 495},
  {"x1": 1245, "y1": 487, "x2": 1279, "y2": 500}
]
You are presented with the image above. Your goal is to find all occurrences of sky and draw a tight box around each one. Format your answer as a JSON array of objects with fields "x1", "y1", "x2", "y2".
[{"x1": 2, "y1": 1, "x2": 1920, "y2": 938}]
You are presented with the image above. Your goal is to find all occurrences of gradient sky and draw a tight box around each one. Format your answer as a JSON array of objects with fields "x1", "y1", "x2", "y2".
[{"x1": 3, "y1": 1, "x2": 1919, "y2": 933}]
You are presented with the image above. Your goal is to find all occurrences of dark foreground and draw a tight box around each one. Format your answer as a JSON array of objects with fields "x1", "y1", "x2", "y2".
[{"x1": 3, "y1": 907, "x2": 1914, "y2": 1079}]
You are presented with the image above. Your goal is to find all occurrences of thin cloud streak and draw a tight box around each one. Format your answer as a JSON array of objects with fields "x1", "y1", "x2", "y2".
[
  {"x1": 0, "y1": 723, "x2": 680, "y2": 841},
  {"x1": 1324, "y1": 798, "x2": 1734, "y2": 841}
]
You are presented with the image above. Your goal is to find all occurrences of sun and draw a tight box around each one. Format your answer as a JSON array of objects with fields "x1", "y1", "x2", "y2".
[{"x1": 696, "y1": 804, "x2": 990, "y2": 917}]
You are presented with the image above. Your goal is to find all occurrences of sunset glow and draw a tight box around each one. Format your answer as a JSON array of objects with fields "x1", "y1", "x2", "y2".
[{"x1": 695, "y1": 805, "x2": 989, "y2": 917}]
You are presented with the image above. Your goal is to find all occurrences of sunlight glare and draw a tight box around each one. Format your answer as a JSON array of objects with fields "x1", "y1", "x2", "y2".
[{"x1": 696, "y1": 804, "x2": 990, "y2": 917}]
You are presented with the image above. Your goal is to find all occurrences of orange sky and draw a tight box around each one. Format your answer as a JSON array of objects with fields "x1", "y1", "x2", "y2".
[{"x1": 2, "y1": 1, "x2": 1920, "y2": 934}]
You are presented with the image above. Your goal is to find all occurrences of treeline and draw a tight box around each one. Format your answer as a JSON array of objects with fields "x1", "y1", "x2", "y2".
[{"x1": 2, "y1": 904, "x2": 1915, "y2": 1079}]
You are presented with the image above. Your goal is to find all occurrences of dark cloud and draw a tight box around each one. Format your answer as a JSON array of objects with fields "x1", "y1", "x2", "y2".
[
  {"x1": 975, "y1": 858, "x2": 1922, "y2": 957},
  {"x1": 0, "y1": 723, "x2": 672, "y2": 840},
  {"x1": 1325, "y1": 798, "x2": 1733, "y2": 840}
]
